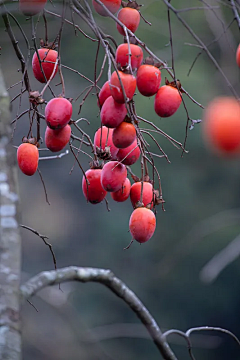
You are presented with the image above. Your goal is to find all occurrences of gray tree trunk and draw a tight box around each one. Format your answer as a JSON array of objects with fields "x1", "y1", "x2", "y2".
[{"x1": 0, "y1": 66, "x2": 22, "y2": 359}]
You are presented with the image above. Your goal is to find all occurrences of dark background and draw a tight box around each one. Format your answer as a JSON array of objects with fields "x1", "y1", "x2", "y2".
[{"x1": 1, "y1": 0, "x2": 240, "y2": 359}]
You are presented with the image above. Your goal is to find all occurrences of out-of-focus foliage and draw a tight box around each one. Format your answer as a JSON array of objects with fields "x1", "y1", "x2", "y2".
[{"x1": 1, "y1": 0, "x2": 240, "y2": 359}]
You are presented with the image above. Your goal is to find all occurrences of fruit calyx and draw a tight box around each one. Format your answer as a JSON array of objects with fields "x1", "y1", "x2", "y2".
[
  {"x1": 39, "y1": 39, "x2": 58, "y2": 50},
  {"x1": 22, "y1": 136, "x2": 40, "y2": 148},
  {"x1": 121, "y1": 1, "x2": 142, "y2": 10},
  {"x1": 29, "y1": 91, "x2": 45, "y2": 105},
  {"x1": 88, "y1": 160, "x2": 103, "y2": 170},
  {"x1": 165, "y1": 78, "x2": 182, "y2": 91},
  {"x1": 123, "y1": 36, "x2": 139, "y2": 45},
  {"x1": 95, "y1": 145, "x2": 112, "y2": 161}
]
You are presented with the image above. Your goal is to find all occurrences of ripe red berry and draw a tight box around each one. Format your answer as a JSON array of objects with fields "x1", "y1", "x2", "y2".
[
  {"x1": 45, "y1": 124, "x2": 71, "y2": 152},
  {"x1": 100, "y1": 96, "x2": 127, "y2": 128},
  {"x1": 111, "y1": 177, "x2": 131, "y2": 202},
  {"x1": 115, "y1": 43, "x2": 143, "y2": 70},
  {"x1": 98, "y1": 81, "x2": 111, "y2": 107},
  {"x1": 129, "y1": 207, "x2": 156, "y2": 243},
  {"x1": 110, "y1": 71, "x2": 136, "y2": 103},
  {"x1": 94, "y1": 126, "x2": 118, "y2": 159},
  {"x1": 236, "y1": 44, "x2": 240, "y2": 68},
  {"x1": 112, "y1": 121, "x2": 136, "y2": 149},
  {"x1": 82, "y1": 169, "x2": 107, "y2": 204},
  {"x1": 202, "y1": 97, "x2": 240, "y2": 156},
  {"x1": 32, "y1": 48, "x2": 58, "y2": 83},
  {"x1": 17, "y1": 143, "x2": 39, "y2": 176},
  {"x1": 92, "y1": 0, "x2": 121, "y2": 16},
  {"x1": 101, "y1": 161, "x2": 127, "y2": 192},
  {"x1": 137, "y1": 65, "x2": 161, "y2": 97},
  {"x1": 117, "y1": 138, "x2": 140, "y2": 165},
  {"x1": 130, "y1": 181, "x2": 153, "y2": 209},
  {"x1": 117, "y1": 7, "x2": 140, "y2": 35},
  {"x1": 45, "y1": 97, "x2": 72, "y2": 129},
  {"x1": 154, "y1": 85, "x2": 182, "y2": 117},
  {"x1": 19, "y1": 0, "x2": 47, "y2": 16}
]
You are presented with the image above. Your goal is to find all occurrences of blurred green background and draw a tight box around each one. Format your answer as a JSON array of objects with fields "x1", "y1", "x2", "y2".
[{"x1": 1, "y1": 0, "x2": 240, "y2": 359}]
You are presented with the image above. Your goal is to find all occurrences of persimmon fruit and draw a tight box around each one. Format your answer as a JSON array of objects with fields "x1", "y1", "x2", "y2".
[
  {"x1": 137, "y1": 65, "x2": 161, "y2": 97},
  {"x1": 112, "y1": 121, "x2": 136, "y2": 149},
  {"x1": 98, "y1": 81, "x2": 111, "y2": 107},
  {"x1": 117, "y1": 138, "x2": 140, "y2": 165},
  {"x1": 19, "y1": 0, "x2": 47, "y2": 16},
  {"x1": 130, "y1": 181, "x2": 153, "y2": 209},
  {"x1": 100, "y1": 96, "x2": 127, "y2": 128},
  {"x1": 111, "y1": 177, "x2": 131, "y2": 202},
  {"x1": 45, "y1": 97, "x2": 72, "y2": 129},
  {"x1": 92, "y1": 0, "x2": 121, "y2": 17},
  {"x1": 94, "y1": 126, "x2": 118, "y2": 159},
  {"x1": 154, "y1": 85, "x2": 182, "y2": 117},
  {"x1": 110, "y1": 71, "x2": 136, "y2": 103},
  {"x1": 101, "y1": 161, "x2": 127, "y2": 192},
  {"x1": 117, "y1": 7, "x2": 140, "y2": 35},
  {"x1": 115, "y1": 43, "x2": 143, "y2": 70},
  {"x1": 236, "y1": 44, "x2": 240, "y2": 68},
  {"x1": 45, "y1": 124, "x2": 71, "y2": 152},
  {"x1": 17, "y1": 143, "x2": 39, "y2": 176},
  {"x1": 82, "y1": 169, "x2": 107, "y2": 204},
  {"x1": 32, "y1": 48, "x2": 58, "y2": 83},
  {"x1": 129, "y1": 207, "x2": 156, "y2": 243}
]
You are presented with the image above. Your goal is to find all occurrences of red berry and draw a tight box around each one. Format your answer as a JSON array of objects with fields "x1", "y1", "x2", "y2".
[
  {"x1": 98, "y1": 81, "x2": 111, "y2": 107},
  {"x1": 154, "y1": 85, "x2": 182, "y2": 117},
  {"x1": 110, "y1": 71, "x2": 136, "y2": 103},
  {"x1": 117, "y1": 138, "x2": 140, "y2": 165},
  {"x1": 100, "y1": 96, "x2": 127, "y2": 128},
  {"x1": 45, "y1": 97, "x2": 72, "y2": 129},
  {"x1": 111, "y1": 177, "x2": 131, "y2": 202},
  {"x1": 137, "y1": 65, "x2": 161, "y2": 97},
  {"x1": 101, "y1": 161, "x2": 127, "y2": 192},
  {"x1": 117, "y1": 7, "x2": 140, "y2": 35},
  {"x1": 92, "y1": 0, "x2": 121, "y2": 16},
  {"x1": 236, "y1": 44, "x2": 240, "y2": 68},
  {"x1": 17, "y1": 143, "x2": 39, "y2": 176},
  {"x1": 82, "y1": 169, "x2": 107, "y2": 204},
  {"x1": 94, "y1": 126, "x2": 118, "y2": 159},
  {"x1": 115, "y1": 43, "x2": 143, "y2": 70},
  {"x1": 32, "y1": 48, "x2": 58, "y2": 83},
  {"x1": 45, "y1": 124, "x2": 71, "y2": 152},
  {"x1": 202, "y1": 97, "x2": 240, "y2": 156},
  {"x1": 129, "y1": 207, "x2": 156, "y2": 243},
  {"x1": 19, "y1": 0, "x2": 47, "y2": 16},
  {"x1": 112, "y1": 121, "x2": 136, "y2": 149},
  {"x1": 130, "y1": 182, "x2": 153, "y2": 209}
]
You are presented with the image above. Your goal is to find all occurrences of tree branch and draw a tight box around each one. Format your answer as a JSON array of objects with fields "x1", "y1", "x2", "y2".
[{"x1": 21, "y1": 266, "x2": 177, "y2": 360}]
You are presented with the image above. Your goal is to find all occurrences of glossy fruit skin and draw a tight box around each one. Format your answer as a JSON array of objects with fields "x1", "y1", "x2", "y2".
[
  {"x1": 111, "y1": 177, "x2": 131, "y2": 202},
  {"x1": 45, "y1": 98, "x2": 72, "y2": 129},
  {"x1": 115, "y1": 44, "x2": 143, "y2": 70},
  {"x1": 100, "y1": 96, "x2": 127, "y2": 128},
  {"x1": 137, "y1": 65, "x2": 161, "y2": 97},
  {"x1": 130, "y1": 182, "x2": 153, "y2": 209},
  {"x1": 112, "y1": 122, "x2": 136, "y2": 149},
  {"x1": 45, "y1": 124, "x2": 71, "y2": 152},
  {"x1": 94, "y1": 126, "x2": 118, "y2": 159},
  {"x1": 110, "y1": 71, "x2": 136, "y2": 103},
  {"x1": 92, "y1": 0, "x2": 121, "y2": 16},
  {"x1": 101, "y1": 161, "x2": 127, "y2": 192},
  {"x1": 82, "y1": 169, "x2": 107, "y2": 204},
  {"x1": 19, "y1": 0, "x2": 47, "y2": 16},
  {"x1": 202, "y1": 97, "x2": 240, "y2": 156},
  {"x1": 98, "y1": 81, "x2": 111, "y2": 107},
  {"x1": 32, "y1": 48, "x2": 58, "y2": 83},
  {"x1": 17, "y1": 143, "x2": 39, "y2": 176},
  {"x1": 154, "y1": 85, "x2": 182, "y2": 117},
  {"x1": 117, "y1": 8, "x2": 140, "y2": 35},
  {"x1": 129, "y1": 207, "x2": 156, "y2": 243},
  {"x1": 236, "y1": 44, "x2": 240, "y2": 68},
  {"x1": 117, "y1": 138, "x2": 140, "y2": 165}
]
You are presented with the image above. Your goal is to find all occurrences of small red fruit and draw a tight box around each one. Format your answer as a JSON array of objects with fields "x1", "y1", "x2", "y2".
[
  {"x1": 236, "y1": 44, "x2": 240, "y2": 68},
  {"x1": 117, "y1": 7, "x2": 140, "y2": 35},
  {"x1": 17, "y1": 143, "x2": 39, "y2": 176},
  {"x1": 117, "y1": 138, "x2": 140, "y2": 165},
  {"x1": 112, "y1": 121, "x2": 136, "y2": 149},
  {"x1": 130, "y1": 181, "x2": 153, "y2": 209},
  {"x1": 137, "y1": 65, "x2": 161, "y2": 97},
  {"x1": 32, "y1": 48, "x2": 58, "y2": 83},
  {"x1": 129, "y1": 207, "x2": 156, "y2": 243},
  {"x1": 82, "y1": 169, "x2": 107, "y2": 204},
  {"x1": 45, "y1": 124, "x2": 71, "y2": 152},
  {"x1": 110, "y1": 71, "x2": 136, "y2": 103},
  {"x1": 115, "y1": 43, "x2": 143, "y2": 70},
  {"x1": 98, "y1": 81, "x2": 111, "y2": 107},
  {"x1": 101, "y1": 161, "x2": 127, "y2": 192},
  {"x1": 111, "y1": 177, "x2": 131, "y2": 202},
  {"x1": 202, "y1": 96, "x2": 240, "y2": 156},
  {"x1": 19, "y1": 0, "x2": 47, "y2": 16},
  {"x1": 100, "y1": 96, "x2": 127, "y2": 128},
  {"x1": 94, "y1": 126, "x2": 118, "y2": 159},
  {"x1": 154, "y1": 85, "x2": 182, "y2": 117},
  {"x1": 92, "y1": 0, "x2": 121, "y2": 16},
  {"x1": 45, "y1": 97, "x2": 72, "y2": 129}
]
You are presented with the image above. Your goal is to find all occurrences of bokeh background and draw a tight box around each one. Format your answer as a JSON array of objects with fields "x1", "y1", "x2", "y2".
[{"x1": 1, "y1": 0, "x2": 240, "y2": 359}]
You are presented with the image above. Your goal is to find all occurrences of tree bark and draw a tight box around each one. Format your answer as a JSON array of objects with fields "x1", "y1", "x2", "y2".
[{"x1": 0, "y1": 66, "x2": 22, "y2": 359}]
